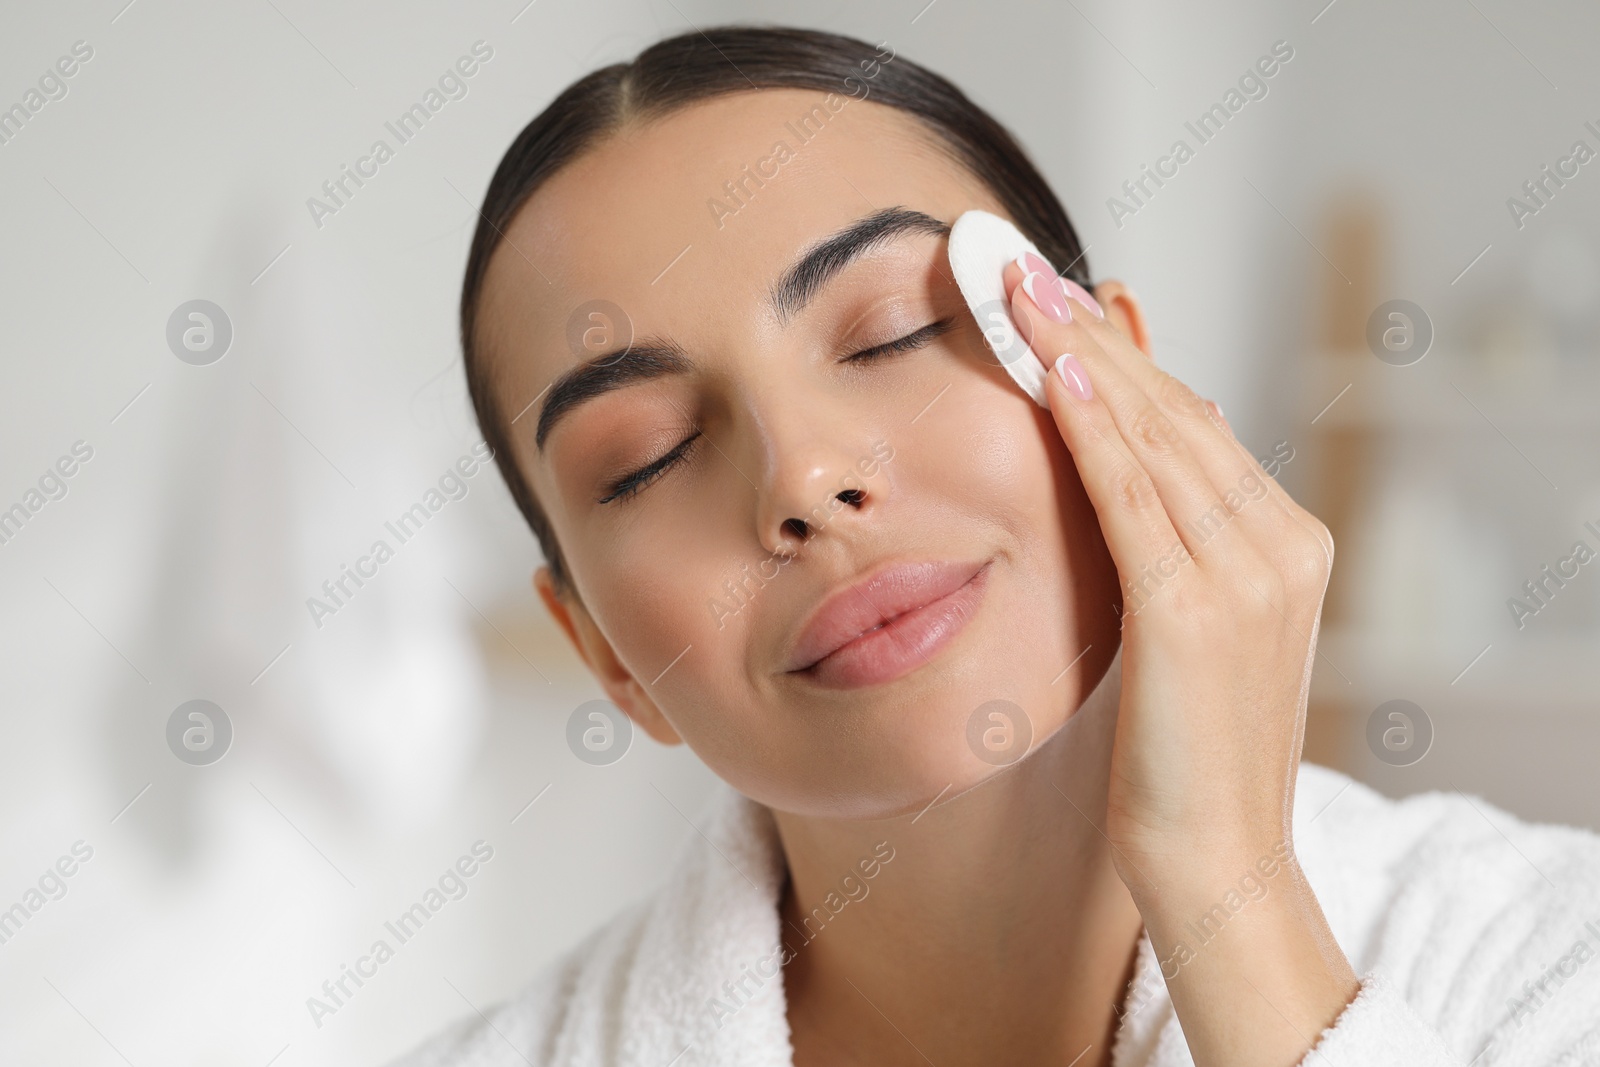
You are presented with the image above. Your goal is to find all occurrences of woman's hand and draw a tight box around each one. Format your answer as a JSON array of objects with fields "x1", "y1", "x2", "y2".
[{"x1": 1005, "y1": 260, "x2": 1360, "y2": 1067}]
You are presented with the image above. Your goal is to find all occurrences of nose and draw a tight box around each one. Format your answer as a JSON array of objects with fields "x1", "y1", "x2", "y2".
[{"x1": 748, "y1": 386, "x2": 884, "y2": 559}]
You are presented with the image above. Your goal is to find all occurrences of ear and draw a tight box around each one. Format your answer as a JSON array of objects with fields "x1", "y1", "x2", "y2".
[
  {"x1": 533, "y1": 565, "x2": 685, "y2": 746},
  {"x1": 1090, "y1": 280, "x2": 1153, "y2": 359}
]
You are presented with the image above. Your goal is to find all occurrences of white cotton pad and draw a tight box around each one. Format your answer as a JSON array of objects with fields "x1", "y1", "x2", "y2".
[{"x1": 946, "y1": 208, "x2": 1052, "y2": 408}]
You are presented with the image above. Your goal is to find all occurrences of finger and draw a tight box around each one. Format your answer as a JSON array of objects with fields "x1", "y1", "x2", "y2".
[
  {"x1": 1010, "y1": 274, "x2": 1257, "y2": 569},
  {"x1": 1004, "y1": 260, "x2": 1244, "y2": 506},
  {"x1": 1000, "y1": 305, "x2": 1192, "y2": 598},
  {"x1": 1045, "y1": 290, "x2": 1316, "y2": 530},
  {"x1": 1204, "y1": 399, "x2": 1229, "y2": 436},
  {"x1": 1040, "y1": 373, "x2": 1197, "y2": 615},
  {"x1": 1041, "y1": 278, "x2": 1264, "y2": 511},
  {"x1": 1007, "y1": 261, "x2": 1330, "y2": 564}
]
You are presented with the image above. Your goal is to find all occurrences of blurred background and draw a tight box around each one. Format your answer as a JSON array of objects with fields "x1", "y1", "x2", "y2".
[{"x1": 2, "y1": 0, "x2": 1598, "y2": 1063}]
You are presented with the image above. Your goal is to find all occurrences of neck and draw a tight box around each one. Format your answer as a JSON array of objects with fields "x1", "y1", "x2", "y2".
[{"x1": 772, "y1": 644, "x2": 1145, "y2": 1067}]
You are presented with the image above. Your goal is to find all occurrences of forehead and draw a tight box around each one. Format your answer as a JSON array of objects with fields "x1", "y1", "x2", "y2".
[{"x1": 474, "y1": 87, "x2": 1000, "y2": 411}]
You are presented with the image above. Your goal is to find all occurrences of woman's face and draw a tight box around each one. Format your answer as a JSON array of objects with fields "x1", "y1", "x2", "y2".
[{"x1": 478, "y1": 88, "x2": 1121, "y2": 819}]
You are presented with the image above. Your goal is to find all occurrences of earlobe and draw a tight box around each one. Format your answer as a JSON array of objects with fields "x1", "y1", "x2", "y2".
[
  {"x1": 1091, "y1": 280, "x2": 1153, "y2": 359},
  {"x1": 532, "y1": 566, "x2": 686, "y2": 747},
  {"x1": 618, "y1": 679, "x2": 686, "y2": 747},
  {"x1": 534, "y1": 566, "x2": 588, "y2": 668}
]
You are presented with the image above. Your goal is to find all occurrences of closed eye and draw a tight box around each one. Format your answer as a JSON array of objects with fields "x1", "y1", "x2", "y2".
[
  {"x1": 598, "y1": 431, "x2": 701, "y2": 504},
  {"x1": 842, "y1": 316, "x2": 958, "y2": 363},
  {"x1": 599, "y1": 318, "x2": 956, "y2": 504}
]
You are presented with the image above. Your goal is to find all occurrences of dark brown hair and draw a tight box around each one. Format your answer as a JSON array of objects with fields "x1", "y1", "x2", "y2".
[{"x1": 461, "y1": 24, "x2": 1090, "y2": 601}]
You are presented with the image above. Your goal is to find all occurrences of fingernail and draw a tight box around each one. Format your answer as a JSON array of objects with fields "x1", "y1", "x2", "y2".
[
  {"x1": 1013, "y1": 250, "x2": 1103, "y2": 320},
  {"x1": 1203, "y1": 399, "x2": 1228, "y2": 435},
  {"x1": 1021, "y1": 271, "x2": 1073, "y2": 324},
  {"x1": 1054, "y1": 353, "x2": 1092, "y2": 400},
  {"x1": 1058, "y1": 277, "x2": 1103, "y2": 319},
  {"x1": 1016, "y1": 251, "x2": 1055, "y2": 278},
  {"x1": 1205, "y1": 399, "x2": 1231, "y2": 433}
]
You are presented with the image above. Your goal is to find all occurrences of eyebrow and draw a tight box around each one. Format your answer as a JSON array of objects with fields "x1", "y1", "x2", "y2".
[
  {"x1": 533, "y1": 205, "x2": 951, "y2": 453},
  {"x1": 768, "y1": 205, "x2": 952, "y2": 325}
]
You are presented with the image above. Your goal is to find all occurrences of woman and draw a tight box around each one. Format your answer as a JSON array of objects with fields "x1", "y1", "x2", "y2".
[{"x1": 393, "y1": 25, "x2": 1600, "y2": 1067}]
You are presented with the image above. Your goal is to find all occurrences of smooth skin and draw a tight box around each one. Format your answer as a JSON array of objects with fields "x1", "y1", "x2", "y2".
[{"x1": 487, "y1": 86, "x2": 1358, "y2": 1065}]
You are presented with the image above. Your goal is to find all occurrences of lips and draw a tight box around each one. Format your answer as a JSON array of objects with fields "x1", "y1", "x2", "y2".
[{"x1": 784, "y1": 557, "x2": 992, "y2": 687}]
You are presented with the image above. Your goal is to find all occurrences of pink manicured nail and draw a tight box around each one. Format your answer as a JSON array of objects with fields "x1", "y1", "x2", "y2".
[
  {"x1": 1014, "y1": 250, "x2": 1103, "y2": 319},
  {"x1": 1017, "y1": 251, "x2": 1055, "y2": 278},
  {"x1": 1054, "y1": 353, "x2": 1093, "y2": 400},
  {"x1": 1021, "y1": 271, "x2": 1073, "y2": 324},
  {"x1": 1206, "y1": 399, "x2": 1231, "y2": 434},
  {"x1": 1058, "y1": 277, "x2": 1103, "y2": 319}
]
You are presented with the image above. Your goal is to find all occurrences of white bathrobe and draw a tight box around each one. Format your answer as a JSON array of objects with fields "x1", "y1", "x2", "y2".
[{"x1": 391, "y1": 762, "x2": 1600, "y2": 1066}]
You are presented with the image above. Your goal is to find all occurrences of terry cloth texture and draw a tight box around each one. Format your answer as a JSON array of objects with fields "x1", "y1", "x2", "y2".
[{"x1": 389, "y1": 760, "x2": 1600, "y2": 1066}]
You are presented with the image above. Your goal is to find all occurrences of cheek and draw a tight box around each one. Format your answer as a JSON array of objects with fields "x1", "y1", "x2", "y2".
[
  {"x1": 919, "y1": 388, "x2": 1117, "y2": 713},
  {"x1": 924, "y1": 383, "x2": 1076, "y2": 558},
  {"x1": 577, "y1": 529, "x2": 733, "y2": 673},
  {"x1": 571, "y1": 510, "x2": 763, "y2": 735},
  {"x1": 958, "y1": 389, "x2": 1105, "y2": 572}
]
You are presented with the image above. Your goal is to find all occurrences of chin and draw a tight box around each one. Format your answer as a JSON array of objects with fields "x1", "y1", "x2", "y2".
[
  {"x1": 726, "y1": 670, "x2": 1087, "y2": 823},
  {"x1": 701, "y1": 560, "x2": 1100, "y2": 820}
]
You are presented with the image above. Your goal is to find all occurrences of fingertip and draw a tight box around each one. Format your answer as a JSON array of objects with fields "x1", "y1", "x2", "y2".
[
  {"x1": 1016, "y1": 269, "x2": 1074, "y2": 326},
  {"x1": 1205, "y1": 399, "x2": 1231, "y2": 434},
  {"x1": 1000, "y1": 257, "x2": 1026, "y2": 299},
  {"x1": 1058, "y1": 277, "x2": 1104, "y2": 319},
  {"x1": 1054, "y1": 352, "x2": 1093, "y2": 401}
]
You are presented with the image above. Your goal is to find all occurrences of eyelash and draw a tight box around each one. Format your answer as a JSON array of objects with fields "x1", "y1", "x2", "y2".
[
  {"x1": 841, "y1": 316, "x2": 957, "y2": 363},
  {"x1": 599, "y1": 317, "x2": 957, "y2": 504},
  {"x1": 599, "y1": 431, "x2": 703, "y2": 504}
]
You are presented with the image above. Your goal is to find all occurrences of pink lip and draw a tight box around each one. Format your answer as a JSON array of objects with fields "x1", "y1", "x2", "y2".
[{"x1": 784, "y1": 558, "x2": 993, "y2": 689}]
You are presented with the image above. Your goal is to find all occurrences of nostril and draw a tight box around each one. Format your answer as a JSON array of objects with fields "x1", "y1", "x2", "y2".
[
  {"x1": 783, "y1": 517, "x2": 811, "y2": 540},
  {"x1": 837, "y1": 488, "x2": 864, "y2": 507}
]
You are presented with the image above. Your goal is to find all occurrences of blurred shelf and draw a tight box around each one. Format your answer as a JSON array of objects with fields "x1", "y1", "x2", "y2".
[
  {"x1": 1311, "y1": 623, "x2": 1600, "y2": 708},
  {"x1": 1306, "y1": 348, "x2": 1600, "y2": 432}
]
